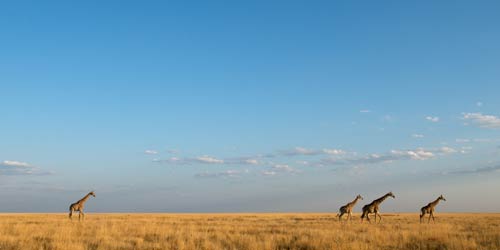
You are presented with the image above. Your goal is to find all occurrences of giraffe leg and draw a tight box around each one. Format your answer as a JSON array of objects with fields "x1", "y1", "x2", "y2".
[
  {"x1": 366, "y1": 213, "x2": 371, "y2": 223},
  {"x1": 377, "y1": 212, "x2": 382, "y2": 223},
  {"x1": 81, "y1": 211, "x2": 85, "y2": 221},
  {"x1": 69, "y1": 209, "x2": 73, "y2": 220},
  {"x1": 348, "y1": 212, "x2": 352, "y2": 222},
  {"x1": 78, "y1": 211, "x2": 82, "y2": 221},
  {"x1": 430, "y1": 212, "x2": 435, "y2": 223},
  {"x1": 427, "y1": 213, "x2": 431, "y2": 224},
  {"x1": 338, "y1": 212, "x2": 344, "y2": 222}
]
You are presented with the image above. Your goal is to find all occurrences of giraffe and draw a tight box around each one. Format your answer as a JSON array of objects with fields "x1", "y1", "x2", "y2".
[
  {"x1": 337, "y1": 194, "x2": 363, "y2": 222},
  {"x1": 69, "y1": 191, "x2": 95, "y2": 221},
  {"x1": 420, "y1": 195, "x2": 446, "y2": 223},
  {"x1": 360, "y1": 192, "x2": 395, "y2": 223}
]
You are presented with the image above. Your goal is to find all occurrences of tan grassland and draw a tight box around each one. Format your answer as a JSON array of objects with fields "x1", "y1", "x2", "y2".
[{"x1": 0, "y1": 213, "x2": 499, "y2": 250}]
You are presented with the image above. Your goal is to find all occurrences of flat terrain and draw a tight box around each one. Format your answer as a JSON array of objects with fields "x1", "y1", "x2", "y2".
[{"x1": 0, "y1": 213, "x2": 499, "y2": 250}]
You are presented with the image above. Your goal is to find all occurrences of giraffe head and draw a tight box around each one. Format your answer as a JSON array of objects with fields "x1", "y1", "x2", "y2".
[
  {"x1": 357, "y1": 194, "x2": 363, "y2": 200},
  {"x1": 89, "y1": 191, "x2": 96, "y2": 197},
  {"x1": 388, "y1": 192, "x2": 395, "y2": 198},
  {"x1": 439, "y1": 194, "x2": 446, "y2": 201}
]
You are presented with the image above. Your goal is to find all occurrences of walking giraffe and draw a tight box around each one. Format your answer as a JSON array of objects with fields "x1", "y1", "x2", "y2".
[
  {"x1": 420, "y1": 195, "x2": 446, "y2": 223},
  {"x1": 361, "y1": 192, "x2": 395, "y2": 223},
  {"x1": 69, "y1": 191, "x2": 95, "y2": 221},
  {"x1": 337, "y1": 194, "x2": 363, "y2": 222}
]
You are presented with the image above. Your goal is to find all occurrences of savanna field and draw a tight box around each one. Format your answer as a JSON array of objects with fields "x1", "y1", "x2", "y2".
[{"x1": 0, "y1": 213, "x2": 499, "y2": 250}]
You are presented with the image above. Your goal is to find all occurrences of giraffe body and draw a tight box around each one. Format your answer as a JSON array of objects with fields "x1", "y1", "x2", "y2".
[
  {"x1": 337, "y1": 195, "x2": 363, "y2": 222},
  {"x1": 360, "y1": 192, "x2": 395, "y2": 223},
  {"x1": 69, "y1": 191, "x2": 95, "y2": 221},
  {"x1": 420, "y1": 195, "x2": 446, "y2": 223}
]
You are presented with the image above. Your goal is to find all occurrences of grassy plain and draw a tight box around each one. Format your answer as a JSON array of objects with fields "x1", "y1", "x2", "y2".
[{"x1": 0, "y1": 213, "x2": 498, "y2": 250}]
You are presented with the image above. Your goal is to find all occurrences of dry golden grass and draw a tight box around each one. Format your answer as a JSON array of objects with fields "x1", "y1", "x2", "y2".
[{"x1": 0, "y1": 213, "x2": 499, "y2": 250}]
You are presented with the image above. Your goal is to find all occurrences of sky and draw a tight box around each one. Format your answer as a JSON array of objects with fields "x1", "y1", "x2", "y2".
[{"x1": 0, "y1": 1, "x2": 499, "y2": 213}]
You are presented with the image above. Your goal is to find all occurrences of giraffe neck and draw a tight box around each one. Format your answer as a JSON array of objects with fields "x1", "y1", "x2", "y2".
[
  {"x1": 350, "y1": 197, "x2": 360, "y2": 206},
  {"x1": 374, "y1": 194, "x2": 391, "y2": 205},
  {"x1": 78, "y1": 193, "x2": 92, "y2": 204},
  {"x1": 430, "y1": 197, "x2": 441, "y2": 207}
]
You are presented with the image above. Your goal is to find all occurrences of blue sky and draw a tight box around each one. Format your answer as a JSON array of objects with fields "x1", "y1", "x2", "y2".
[{"x1": 1, "y1": 1, "x2": 499, "y2": 212}]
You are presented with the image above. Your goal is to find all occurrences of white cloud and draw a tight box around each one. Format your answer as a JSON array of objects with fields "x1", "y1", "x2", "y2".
[
  {"x1": 359, "y1": 110, "x2": 371, "y2": 113},
  {"x1": 447, "y1": 165, "x2": 500, "y2": 175},
  {"x1": 455, "y1": 138, "x2": 500, "y2": 143},
  {"x1": 270, "y1": 164, "x2": 302, "y2": 174},
  {"x1": 195, "y1": 170, "x2": 241, "y2": 178},
  {"x1": 286, "y1": 147, "x2": 319, "y2": 156},
  {"x1": 144, "y1": 150, "x2": 158, "y2": 155},
  {"x1": 322, "y1": 149, "x2": 346, "y2": 155},
  {"x1": 261, "y1": 171, "x2": 277, "y2": 176},
  {"x1": 223, "y1": 157, "x2": 262, "y2": 165},
  {"x1": 244, "y1": 159, "x2": 259, "y2": 165},
  {"x1": 280, "y1": 147, "x2": 346, "y2": 157},
  {"x1": 272, "y1": 164, "x2": 295, "y2": 172},
  {"x1": 391, "y1": 149, "x2": 434, "y2": 160},
  {"x1": 0, "y1": 160, "x2": 51, "y2": 176},
  {"x1": 1, "y1": 160, "x2": 31, "y2": 168},
  {"x1": 319, "y1": 146, "x2": 455, "y2": 166},
  {"x1": 153, "y1": 157, "x2": 184, "y2": 164},
  {"x1": 462, "y1": 113, "x2": 500, "y2": 129},
  {"x1": 412, "y1": 134, "x2": 424, "y2": 138},
  {"x1": 439, "y1": 146, "x2": 456, "y2": 154},
  {"x1": 425, "y1": 116, "x2": 440, "y2": 122},
  {"x1": 476, "y1": 102, "x2": 483, "y2": 107},
  {"x1": 459, "y1": 146, "x2": 472, "y2": 154},
  {"x1": 155, "y1": 146, "x2": 349, "y2": 166},
  {"x1": 152, "y1": 144, "x2": 457, "y2": 174},
  {"x1": 195, "y1": 156, "x2": 224, "y2": 164},
  {"x1": 153, "y1": 156, "x2": 223, "y2": 165}
]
